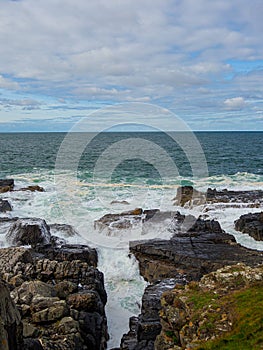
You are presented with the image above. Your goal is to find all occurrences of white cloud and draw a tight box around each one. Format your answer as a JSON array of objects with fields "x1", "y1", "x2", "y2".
[{"x1": 223, "y1": 97, "x2": 247, "y2": 110}]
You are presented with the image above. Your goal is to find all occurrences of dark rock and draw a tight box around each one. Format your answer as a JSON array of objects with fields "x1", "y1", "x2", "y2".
[
  {"x1": 0, "y1": 279, "x2": 23, "y2": 350},
  {"x1": 19, "y1": 186, "x2": 44, "y2": 192},
  {"x1": 130, "y1": 217, "x2": 263, "y2": 283},
  {"x1": 0, "y1": 199, "x2": 12, "y2": 212},
  {"x1": 0, "y1": 179, "x2": 14, "y2": 193},
  {"x1": 120, "y1": 278, "x2": 186, "y2": 350},
  {"x1": 49, "y1": 223, "x2": 79, "y2": 237},
  {"x1": 94, "y1": 208, "x2": 143, "y2": 232},
  {"x1": 23, "y1": 338, "x2": 44, "y2": 350},
  {"x1": 0, "y1": 245, "x2": 108, "y2": 350},
  {"x1": 206, "y1": 187, "x2": 263, "y2": 204},
  {"x1": 32, "y1": 244, "x2": 98, "y2": 267},
  {"x1": 235, "y1": 212, "x2": 263, "y2": 241},
  {"x1": 6, "y1": 218, "x2": 51, "y2": 247}
]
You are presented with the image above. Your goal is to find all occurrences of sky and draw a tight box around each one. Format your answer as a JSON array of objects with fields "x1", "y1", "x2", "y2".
[{"x1": 0, "y1": 0, "x2": 263, "y2": 131}]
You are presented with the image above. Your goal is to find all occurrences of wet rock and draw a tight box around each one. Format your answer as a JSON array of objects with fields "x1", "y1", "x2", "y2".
[
  {"x1": 94, "y1": 208, "x2": 143, "y2": 232},
  {"x1": 32, "y1": 244, "x2": 98, "y2": 266},
  {"x1": 19, "y1": 185, "x2": 44, "y2": 192},
  {"x1": 0, "y1": 199, "x2": 12, "y2": 212},
  {"x1": 0, "y1": 279, "x2": 23, "y2": 350},
  {"x1": 130, "y1": 217, "x2": 263, "y2": 283},
  {"x1": 120, "y1": 277, "x2": 186, "y2": 350},
  {"x1": 0, "y1": 179, "x2": 14, "y2": 193},
  {"x1": 235, "y1": 212, "x2": 263, "y2": 241},
  {"x1": 173, "y1": 186, "x2": 206, "y2": 207},
  {"x1": 6, "y1": 218, "x2": 51, "y2": 247},
  {"x1": 206, "y1": 187, "x2": 263, "y2": 204},
  {"x1": 49, "y1": 223, "x2": 79, "y2": 237}
]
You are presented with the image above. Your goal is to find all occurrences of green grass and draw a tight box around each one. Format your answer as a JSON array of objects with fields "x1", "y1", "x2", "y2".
[{"x1": 196, "y1": 283, "x2": 263, "y2": 350}]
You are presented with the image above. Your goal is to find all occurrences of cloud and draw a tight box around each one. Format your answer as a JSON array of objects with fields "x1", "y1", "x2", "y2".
[
  {"x1": 0, "y1": 0, "x2": 262, "y2": 130},
  {"x1": 0, "y1": 75, "x2": 20, "y2": 90},
  {"x1": 223, "y1": 97, "x2": 247, "y2": 110}
]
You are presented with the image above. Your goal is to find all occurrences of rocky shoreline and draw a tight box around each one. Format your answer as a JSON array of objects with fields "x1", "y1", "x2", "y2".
[{"x1": 1, "y1": 181, "x2": 263, "y2": 349}]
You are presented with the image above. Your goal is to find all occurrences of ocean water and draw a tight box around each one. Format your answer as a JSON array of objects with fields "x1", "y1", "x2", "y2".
[{"x1": 0, "y1": 131, "x2": 263, "y2": 348}]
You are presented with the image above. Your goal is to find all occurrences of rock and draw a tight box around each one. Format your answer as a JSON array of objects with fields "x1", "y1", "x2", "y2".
[
  {"x1": 22, "y1": 320, "x2": 40, "y2": 338},
  {"x1": 49, "y1": 223, "x2": 79, "y2": 237},
  {"x1": 173, "y1": 186, "x2": 205, "y2": 207},
  {"x1": 0, "y1": 179, "x2": 14, "y2": 192},
  {"x1": 67, "y1": 291, "x2": 103, "y2": 313},
  {"x1": 94, "y1": 209, "x2": 143, "y2": 232},
  {"x1": 110, "y1": 200, "x2": 130, "y2": 205},
  {"x1": 0, "y1": 279, "x2": 23, "y2": 350},
  {"x1": 6, "y1": 218, "x2": 51, "y2": 247},
  {"x1": 19, "y1": 185, "x2": 44, "y2": 192},
  {"x1": 23, "y1": 338, "x2": 43, "y2": 349},
  {"x1": 130, "y1": 217, "x2": 263, "y2": 283},
  {"x1": 235, "y1": 212, "x2": 263, "y2": 241},
  {"x1": 32, "y1": 244, "x2": 98, "y2": 266},
  {"x1": 0, "y1": 199, "x2": 12, "y2": 212},
  {"x1": 155, "y1": 264, "x2": 263, "y2": 349},
  {"x1": 206, "y1": 187, "x2": 263, "y2": 204},
  {"x1": 54, "y1": 281, "x2": 78, "y2": 299},
  {"x1": 32, "y1": 300, "x2": 68, "y2": 323},
  {"x1": 120, "y1": 277, "x2": 186, "y2": 350},
  {"x1": 0, "y1": 245, "x2": 108, "y2": 350}
]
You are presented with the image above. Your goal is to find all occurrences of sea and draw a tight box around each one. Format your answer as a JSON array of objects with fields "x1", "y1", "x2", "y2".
[{"x1": 0, "y1": 131, "x2": 263, "y2": 348}]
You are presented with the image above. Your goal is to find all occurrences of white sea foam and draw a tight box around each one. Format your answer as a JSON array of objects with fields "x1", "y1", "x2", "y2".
[{"x1": 1, "y1": 170, "x2": 263, "y2": 347}]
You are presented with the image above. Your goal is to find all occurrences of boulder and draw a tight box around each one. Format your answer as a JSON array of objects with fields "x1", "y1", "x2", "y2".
[
  {"x1": 235, "y1": 212, "x2": 263, "y2": 241},
  {"x1": 6, "y1": 218, "x2": 51, "y2": 247},
  {"x1": 0, "y1": 199, "x2": 12, "y2": 212},
  {"x1": 173, "y1": 186, "x2": 205, "y2": 207},
  {"x1": 0, "y1": 179, "x2": 14, "y2": 193}
]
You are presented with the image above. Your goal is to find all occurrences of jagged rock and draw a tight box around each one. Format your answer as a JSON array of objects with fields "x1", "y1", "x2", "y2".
[
  {"x1": 173, "y1": 186, "x2": 205, "y2": 207},
  {"x1": 32, "y1": 244, "x2": 98, "y2": 266},
  {"x1": 0, "y1": 245, "x2": 108, "y2": 350},
  {"x1": 206, "y1": 187, "x2": 263, "y2": 204},
  {"x1": 120, "y1": 277, "x2": 186, "y2": 350},
  {"x1": 130, "y1": 216, "x2": 263, "y2": 283},
  {"x1": 0, "y1": 279, "x2": 23, "y2": 350},
  {"x1": 32, "y1": 300, "x2": 68, "y2": 323},
  {"x1": 49, "y1": 224, "x2": 79, "y2": 237},
  {"x1": 173, "y1": 186, "x2": 263, "y2": 208},
  {"x1": 0, "y1": 199, "x2": 12, "y2": 212},
  {"x1": 235, "y1": 212, "x2": 263, "y2": 241},
  {"x1": 94, "y1": 208, "x2": 143, "y2": 232},
  {"x1": 6, "y1": 218, "x2": 51, "y2": 247}
]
